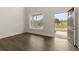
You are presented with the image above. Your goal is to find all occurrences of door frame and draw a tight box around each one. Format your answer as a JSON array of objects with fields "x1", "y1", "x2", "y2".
[{"x1": 67, "y1": 7, "x2": 78, "y2": 46}]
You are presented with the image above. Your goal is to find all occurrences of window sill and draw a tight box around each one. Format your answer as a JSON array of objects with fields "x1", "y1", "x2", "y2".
[{"x1": 30, "y1": 27, "x2": 43, "y2": 30}]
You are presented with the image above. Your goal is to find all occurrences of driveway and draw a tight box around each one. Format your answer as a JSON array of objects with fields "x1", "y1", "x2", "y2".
[{"x1": 55, "y1": 31, "x2": 67, "y2": 39}]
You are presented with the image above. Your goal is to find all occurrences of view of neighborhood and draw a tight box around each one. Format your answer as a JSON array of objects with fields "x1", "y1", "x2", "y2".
[
  {"x1": 55, "y1": 13, "x2": 68, "y2": 32},
  {"x1": 31, "y1": 15, "x2": 43, "y2": 29}
]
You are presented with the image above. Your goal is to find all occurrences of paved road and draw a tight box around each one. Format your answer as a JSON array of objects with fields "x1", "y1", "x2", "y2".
[{"x1": 55, "y1": 31, "x2": 67, "y2": 39}]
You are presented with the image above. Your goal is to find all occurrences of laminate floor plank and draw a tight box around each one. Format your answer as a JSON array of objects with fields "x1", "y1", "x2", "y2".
[{"x1": 0, "y1": 33, "x2": 78, "y2": 51}]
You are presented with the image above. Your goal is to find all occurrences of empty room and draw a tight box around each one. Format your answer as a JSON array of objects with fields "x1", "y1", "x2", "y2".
[{"x1": 0, "y1": 7, "x2": 79, "y2": 51}]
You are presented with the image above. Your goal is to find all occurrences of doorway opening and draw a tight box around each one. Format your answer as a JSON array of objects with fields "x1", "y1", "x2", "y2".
[{"x1": 54, "y1": 12, "x2": 68, "y2": 39}]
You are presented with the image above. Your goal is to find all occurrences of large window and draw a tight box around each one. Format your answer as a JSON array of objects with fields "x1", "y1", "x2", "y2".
[{"x1": 30, "y1": 14, "x2": 44, "y2": 29}]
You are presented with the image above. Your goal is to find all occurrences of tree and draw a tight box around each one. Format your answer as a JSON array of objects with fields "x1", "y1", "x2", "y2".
[{"x1": 55, "y1": 18, "x2": 60, "y2": 24}]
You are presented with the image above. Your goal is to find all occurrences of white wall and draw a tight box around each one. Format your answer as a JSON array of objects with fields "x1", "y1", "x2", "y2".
[
  {"x1": 25, "y1": 7, "x2": 71, "y2": 37},
  {"x1": 0, "y1": 7, "x2": 71, "y2": 39},
  {"x1": 0, "y1": 7, "x2": 25, "y2": 39}
]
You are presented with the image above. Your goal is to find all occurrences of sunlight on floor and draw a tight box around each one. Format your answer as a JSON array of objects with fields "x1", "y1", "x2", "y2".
[{"x1": 55, "y1": 31, "x2": 67, "y2": 39}]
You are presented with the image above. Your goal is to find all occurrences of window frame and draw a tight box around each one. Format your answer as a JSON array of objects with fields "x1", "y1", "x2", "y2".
[{"x1": 29, "y1": 13, "x2": 44, "y2": 29}]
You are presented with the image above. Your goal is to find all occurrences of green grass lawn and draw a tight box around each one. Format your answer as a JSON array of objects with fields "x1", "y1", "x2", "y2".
[
  {"x1": 55, "y1": 22, "x2": 67, "y2": 32},
  {"x1": 55, "y1": 28, "x2": 67, "y2": 32}
]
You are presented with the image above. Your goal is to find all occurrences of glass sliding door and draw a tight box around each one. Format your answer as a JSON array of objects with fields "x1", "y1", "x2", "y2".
[{"x1": 67, "y1": 8, "x2": 76, "y2": 45}]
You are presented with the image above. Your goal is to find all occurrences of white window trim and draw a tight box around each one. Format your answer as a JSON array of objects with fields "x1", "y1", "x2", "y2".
[{"x1": 29, "y1": 13, "x2": 44, "y2": 29}]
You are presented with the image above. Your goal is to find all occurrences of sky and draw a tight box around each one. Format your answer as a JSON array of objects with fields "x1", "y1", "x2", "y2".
[
  {"x1": 33, "y1": 15, "x2": 43, "y2": 21},
  {"x1": 33, "y1": 13, "x2": 68, "y2": 21},
  {"x1": 55, "y1": 13, "x2": 68, "y2": 20}
]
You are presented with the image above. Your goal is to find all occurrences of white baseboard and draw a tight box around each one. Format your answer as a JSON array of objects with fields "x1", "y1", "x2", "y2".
[
  {"x1": 27, "y1": 31, "x2": 54, "y2": 37},
  {"x1": 0, "y1": 31, "x2": 54, "y2": 39},
  {"x1": 0, "y1": 32, "x2": 25, "y2": 39}
]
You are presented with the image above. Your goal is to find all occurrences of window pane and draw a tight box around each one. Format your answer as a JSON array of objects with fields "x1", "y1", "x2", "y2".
[
  {"x1": 37, "y1": 15, "x2": 43, "y2": 20},
  {"x1": 33, "y1": 16, "x2": 37, "y2": 20},
  {"x1": 31, "y1": 14, "x2": 43, "y2": 29}
]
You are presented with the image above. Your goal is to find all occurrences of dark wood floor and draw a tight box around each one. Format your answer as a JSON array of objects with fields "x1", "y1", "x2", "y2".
[{"x1": 0, "y1": 33, "x2": 78, "y2": 51}]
